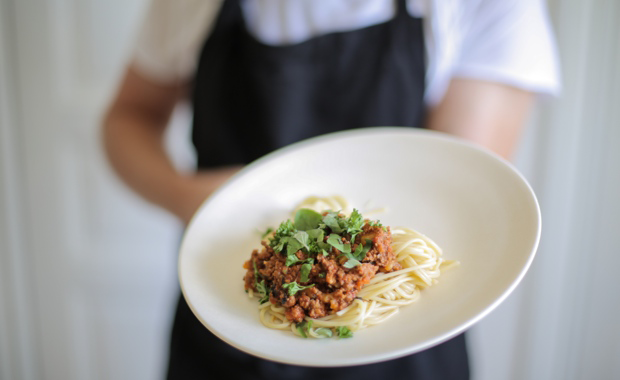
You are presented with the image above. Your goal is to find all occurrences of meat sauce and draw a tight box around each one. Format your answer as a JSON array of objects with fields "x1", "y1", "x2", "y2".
[{"x1": 244, "y1": 222, "x2": 401, "y2": 323}]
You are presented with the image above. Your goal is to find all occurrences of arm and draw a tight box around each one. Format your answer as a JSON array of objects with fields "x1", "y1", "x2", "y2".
[
  {"x1": 426, "y1": 78, "x2": 535, "y2": 160},
  {"x1": 102, "y1": 66, "x2": 240, "y2": 224}
]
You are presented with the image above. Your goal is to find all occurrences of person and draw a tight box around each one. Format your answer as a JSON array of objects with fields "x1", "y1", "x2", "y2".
[{"x1": 102, "y1": 0, "x2": 560, "y2": 379}]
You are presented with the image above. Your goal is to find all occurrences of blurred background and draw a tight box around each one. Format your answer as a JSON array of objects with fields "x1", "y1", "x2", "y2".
[{"x1": 1, "y1": 0, "x2": 618, "y2": 379}]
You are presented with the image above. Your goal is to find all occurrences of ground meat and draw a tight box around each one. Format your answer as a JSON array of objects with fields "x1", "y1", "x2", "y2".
[
  {"x1": 285, "y1": 305, "x2": 305, "y2": 323},
  {"x1": 244, "y1": 220, "x2": 400, "y2": 323},
  {"x1": 359, "y1": 225, "x2": 402, "y2": 272}
]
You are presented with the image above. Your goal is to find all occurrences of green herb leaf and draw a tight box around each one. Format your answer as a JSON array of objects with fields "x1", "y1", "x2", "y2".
[
  {"x1": 258, "y1": 292, "x2": 270, "y2": 304},
  {"x1": 327, "y1": 234, "x2": 351, "y2": 254},
  {"x1": 345, "y1": 209, "x2": 364, "y2": 234},
  {"x1": 368, "y1": 219, "x2": 384, "y2": 228},
  {"x1": 343, "y1": 257, "x2": 361, "y2": 268},
  {"x1": 318, "y1": 241, "x2": 332, "y2": 252},
  {"x1": 294, "y1": 209, "x2": 323, "y2": 231},
  {"x1": 307, "y1": 228, "x2": 324, "y2": 243},
  {"x1": 256, "y1": 279, "x2": 270, "y2": 304},
  {"x1": 270, "y1": 220, "x2": 296, "y2": 253},
  {"x1": 296, "y1": 320, "x2": 313, "y2": 338},
  {"x1": 253, "y1": 261, "x2": 261, "y2": 285},
  {"x1": 285, "y1": 254, "x2": 301, "y2": 266},
  {"x1": 352, "y1": 239, "x2": 373, "y2": 261},
  {"x1": 293, "y1": 230, "x2": 310, "y2": 250},
  {"x1": 282, "y1": 281, "x2": 315, "y2": 296},
  {"x1": 350, "y1": 233, "x2": 358, "y2": 245},
  {"x1": 353, "y1": 242, "x2": 364, "y2": 257},
  {"x1": 359, "y1": 240, "x2": 373, "y2": 260},
  {"x1": 335, "y1": 326, "x2": 353, "y2": 338},
  {"x1": 306, "y1": 229, "x2": 324, "y2": 254},
  {"x1": 318, "y1": 272, "x2": 326, "y2": 278},
  {"x1": 323, "y1": 212, "x2": 344, "y2": 233},
  {"x1": 300, "y1": 263, "x2": 313, "y2": 282},
  {"x1": 315, "y1": 328, "x2": 333, "y2": 338},
  {"x1": 286, "y1": 237, "x2": 304, "y2": 257},
  {"x1": 296, "y1": 323, "x2": 307, "y2": 338}
]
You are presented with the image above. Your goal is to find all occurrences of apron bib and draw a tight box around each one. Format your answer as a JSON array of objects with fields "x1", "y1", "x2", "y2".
[{"x1": 191, "y1": 0, "x2": 426, "y2": 168}]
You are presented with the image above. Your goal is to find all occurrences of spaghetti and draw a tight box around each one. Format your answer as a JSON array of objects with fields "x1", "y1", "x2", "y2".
[{"x1": 244, "y1": 196, "x2": 456, "y2": 338}]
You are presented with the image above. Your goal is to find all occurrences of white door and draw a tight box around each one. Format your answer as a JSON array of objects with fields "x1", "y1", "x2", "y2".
[{"x1": 1, "y1": 0, "x2": 191, "y2": 379}]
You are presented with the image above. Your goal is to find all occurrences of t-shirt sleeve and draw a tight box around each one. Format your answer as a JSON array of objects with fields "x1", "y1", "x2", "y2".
[
  {"x1": 453, "y1": 0, "x2": 561, "y2": 95},
  {"x1": 131, "y1": 0, "x2": 224, "y2": 84}
]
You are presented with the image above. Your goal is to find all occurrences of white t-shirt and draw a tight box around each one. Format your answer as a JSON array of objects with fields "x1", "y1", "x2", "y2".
[{"x1": 132, "y1": 0, "x2": 560, "y2": 106}]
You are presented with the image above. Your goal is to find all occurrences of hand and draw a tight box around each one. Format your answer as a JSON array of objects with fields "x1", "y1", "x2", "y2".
[{"x1": 174, "y1": 165, "x2": 243, "y2": 225}]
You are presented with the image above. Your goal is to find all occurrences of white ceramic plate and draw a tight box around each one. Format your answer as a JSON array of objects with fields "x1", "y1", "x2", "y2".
[{"x1": 179, "y1": 127, "x2": 540, "y2": 367}]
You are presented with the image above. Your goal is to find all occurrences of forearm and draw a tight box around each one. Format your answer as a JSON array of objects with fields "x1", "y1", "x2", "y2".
[
  {"x1": 426, "y1": 78, "x2": 535, "y2": 160},
  {"x1": 102, "y1": 67, "x2": 242, "y2": 224},
  {"x1": 104, "y1": 109, "x2": 241, "y2": 224},
  {"x1": 103, "y1": 108, "x2": 193, "y2": 219},
  {"x1": 104, "y1": 109, "x2": 242, "y2": 223}
]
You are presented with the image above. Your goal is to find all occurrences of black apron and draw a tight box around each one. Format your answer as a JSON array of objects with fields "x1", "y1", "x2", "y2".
[{"x1": 168, "y1": 0, "x2": 469, "y2": 378}]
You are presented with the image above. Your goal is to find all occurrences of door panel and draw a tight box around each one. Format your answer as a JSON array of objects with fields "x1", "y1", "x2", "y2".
[{"x1": 9, "y1": 0, "x2": 184, "y2": 379}]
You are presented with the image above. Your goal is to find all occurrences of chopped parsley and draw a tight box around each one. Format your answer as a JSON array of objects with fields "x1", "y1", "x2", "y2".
[
  {"x1": 270, "y1": 220, "x2": 296, "y2": 253},
  {"x1": 342, "y1": 239, "x2": 374, "y2": 268},
  {"x1": 268, "y1": 209, "x2": 380, "y2": 267},
  {"x1": 326, "y1": 233, "x2": 351, "y2": 253},
  {"x1": 356, "y1": 239, "x2": 373, "y2": 260},
  {"x1": 300, "y1": 261, "x2": 313, "y2": 282},
  {"x1": 335, "y1": 326, "x2": 354, "y2": 338},
  {"x1": 314, "y1": 327, "x2": 333, "y2": 338},
  {"x1": 296, "y1": 320, "x2": 313, "y2": 338},
  {"x1": 322, "y1": 212, "x2": 343, "y2": 233},
  {"x1": 285, "y1": 254, "x2": 302, "y2": 267},
  {"x1": 343, "y1": 255, "x2": 362, "y2": 268},
  {"x1": 296, "y1": 320, "x2": 333, "y2": 339},
  {"x1": 256, "y1": 280, "x2": 270, "y2": 304},
  {"x1": 282, "y1": 281, "x2": 315, "y2": 296},
  {"x1": 368, "y1": 219, "x2": 387, "y2": 231},
  {"x1": 253, "y1": 261, "x2": 270, "y2": 304},
  {"x1": 345, "y1": 209, "x2": 365, "y2": 236},
  {"x1": 294, "y1": 209, "x2": 323, "y2": 231}
]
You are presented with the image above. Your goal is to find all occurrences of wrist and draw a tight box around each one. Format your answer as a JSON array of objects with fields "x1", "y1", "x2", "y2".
[{"x1": 165, "y1": 166, "x2": 242, "y2": 224}]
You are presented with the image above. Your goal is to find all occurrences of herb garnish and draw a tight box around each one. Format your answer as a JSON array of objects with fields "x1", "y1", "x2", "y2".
[
  {"x1": 267, "y1": 208, "x2": 380, "y2": 269},
  {"x1": 294, "y1": 209, "x2": 323, "y2": 231},
  {"x1": 326, "y1": 233, "x2": 351, "y2": 253},
  {"x1": 335, "y1": 326, "x2": 354, "y2": 338},
  {"x1": 253, "y1": 261, "x2": 270, "y2": 304},
  {"x1": 296, "y1": 320, "x2": 313, "y2": 338},
  {"x1": 282, "y1": 281, "x2": 315, "y2": 296},
  {"x1": 296, "y1": 320, "x2": 333, "y2": 338},
  {"x1": 314, "y1": 327, "x2": 333, "y2": 338},
  {"x1": 264, "y1": 209, "x2": 384, "y2": 282},
  {"x1": 300, "y1": 260, "x2": 314, "y2": 282},
  {"x1": 343, "y1": 255, "x2": 362, "y2": 268},
  {"x1": 270, "y1": 220, "x2": 296, "y2": 253}
]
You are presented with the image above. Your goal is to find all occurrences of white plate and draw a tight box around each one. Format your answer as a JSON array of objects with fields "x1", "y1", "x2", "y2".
[{"x1": 179, "y1": 127, "x2": 540, "y2": 367}]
